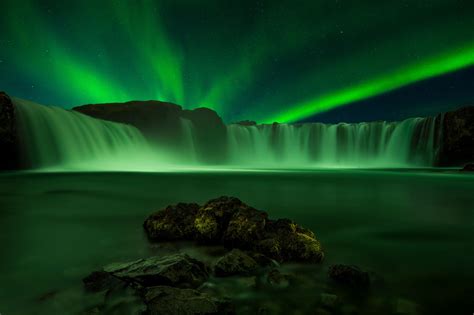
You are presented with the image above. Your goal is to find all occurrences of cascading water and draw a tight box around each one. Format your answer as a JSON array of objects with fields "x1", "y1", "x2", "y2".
[
  {"x1": 179, "y1": 118, "x2": 198, "y2": 161},
  {"x1": 13, "y1": 98, "x2": 441, "y2": 170},
  {"x1": 14, "y1": 98, "x2": 155, "y2": 170},
  {"x1": 227, "y1": 117, "x2": 441, "y2": 168}
]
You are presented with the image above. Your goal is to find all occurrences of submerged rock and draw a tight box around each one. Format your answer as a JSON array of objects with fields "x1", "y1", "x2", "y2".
[
  {"x1": 83, "y1": 270, "x2": 123, "y2": 292},
  {"x1": 100, "y1": 254, "x2": 209, "y2": 288},
  {"x1": 319, "y1": 293, "x2": 340, "y2": 309},
  {"x1": 461, "y1": 163, "x2": 474, "y2": 172},
  {"x1": 328, "y1": 264, "x2": 370, "y2": 289},
  {"x1": 144, "y1": 285, "x2": 235, "y2": 315},
  {"x1": 257, "y1": 219, "x2": 324, "y2": 263},
  {"x1": 214, "y1": 249, "x2": 258, "y2": 277},
  {"x1": 264, "y1": 268, "x2": 292, "y2": 289},
  {"x1": 144, "y1": 203, "x2": 200, "y2": 240}
]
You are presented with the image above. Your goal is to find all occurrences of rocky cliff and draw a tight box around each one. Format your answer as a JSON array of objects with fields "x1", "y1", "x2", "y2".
[
  {"x1": 74, "y1": 101, "x2": 227, "y2": 163},
  {"x1": 0, "y1": 92, "x2": 20, "y2": 170},
  {"x1": 438, "y1": 106, "x2": 474, "y2": 166}
]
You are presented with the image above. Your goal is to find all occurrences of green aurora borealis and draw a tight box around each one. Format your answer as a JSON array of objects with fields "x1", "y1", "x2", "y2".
[{"x1": 1, "y1": 0, "x2": 474, "y2": 123}]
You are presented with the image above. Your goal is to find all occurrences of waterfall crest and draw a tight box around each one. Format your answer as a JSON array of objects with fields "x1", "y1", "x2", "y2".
[{"x1": 227, "y1": 117, "x2": 440, "y2": 168}]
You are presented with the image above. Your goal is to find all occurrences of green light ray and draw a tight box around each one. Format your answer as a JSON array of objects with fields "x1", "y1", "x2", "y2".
[
  {"x1": 113, "y1": 0, "x2": 184, "y2": 105},
  {"x1": 260, "y1": 45, "x2": 474, "y2": 123},
  {"x1": 4, "y1": 0, "x2": 134, "y2": 104}
]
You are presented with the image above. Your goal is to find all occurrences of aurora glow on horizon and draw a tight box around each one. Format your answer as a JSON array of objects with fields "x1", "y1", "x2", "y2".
[{"x1": 1, "y1": 0, "x2": 474, "y2": 123}]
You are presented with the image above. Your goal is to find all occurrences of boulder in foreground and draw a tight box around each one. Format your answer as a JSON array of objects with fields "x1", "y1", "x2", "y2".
[
  {"x1": 328, "y1": 264, "x2": 370, "y2": 289},
  {"x1": 214, "y1": 249, "x2": 259, "y2": 277},
  {"x1": 86, "y1": 254, "x2": 209, "y2": 289},
  {"x1": 144, "y1": 285, "x2": 235, "y2": 315},
  {"x1": 144, "y1": 196, "x2": 324, "y2": 263}
]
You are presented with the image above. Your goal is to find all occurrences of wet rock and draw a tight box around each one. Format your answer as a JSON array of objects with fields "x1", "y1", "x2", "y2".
[
  {"x1": 264, "y1": 268, "x2": 291, "y2": 288},
  {"x1": 328, "y1": 264, "x2": 370, "y2": 289},
  {"x1": 101, "y1": 283, "x2": 146, "y2": 314},
  {"x1": 102, "y1": 254, "x2": 209, "y2": 288},
  {"x1": 83, "y1": 270, "x2": 123, "y2": 292},
  {"x1": 194, "y1": 196, "x2": 247, "y2": 242},
  {"x1": 438, "y1": 106, "x2": 474, "y2": 166},
  {"x1": 144, "y1": 203, "x2": 200, "y2": 240},
  {"x1": 319, "y1": 293, "x2": 339, "y2": 309},
  {"x1": 222, "y1": 206, "x2": 268, "y2": 248},
  {"x1": 249, "y1": 252, "x2": 279, "y2": 268},
  {"x1": 461, "y1": 163, "x2": 474, "y2": 172},
  {"x1": 144, "y1": 196, "x2": 324, "y2": 264},
  {"x1": 144, "y1": 285, "x2": 235, "y2": 315},
  {"x1": 255, "y1": 238, "x2": 282, "y2": 261},
  {"x1": 214, "y1": 249, "x2": 258, "y2": 277},
  {"x1": 280, "y1": 232, "x2": 324, "y2": 262},
  {"x1": 257, "y1": 219, "x2": 324, "y2": 263},
  {"x1": 0, "y1": 92, "x2": 20, "y2": 170}
]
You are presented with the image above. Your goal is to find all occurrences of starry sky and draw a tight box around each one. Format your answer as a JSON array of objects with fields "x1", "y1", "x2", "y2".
[{"x1": 1, "y1": 0, "x2": 474, "y2": 123}]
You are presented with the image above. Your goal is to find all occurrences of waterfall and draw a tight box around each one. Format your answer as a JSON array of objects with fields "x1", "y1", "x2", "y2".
[
  {"x1": 12, "y1": 98, "x2": 441, "y2": 170},
  {"x1": 14, "y1": 98, "x2": 154, "y2": 170},
  {"x1": 179, "y1": 118, "x2": 198, "y2": 161},
  {"x1": 227, "y1": 117, "x2": 440, "y2": 168}
]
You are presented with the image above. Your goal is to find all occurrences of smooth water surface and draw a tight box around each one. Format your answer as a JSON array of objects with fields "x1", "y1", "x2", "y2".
[{"x1": 0, "y1": 170, "x2": 473, "y2": 314}]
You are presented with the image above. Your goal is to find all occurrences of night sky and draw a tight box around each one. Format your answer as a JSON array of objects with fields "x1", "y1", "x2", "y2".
[{"x1": 1, "y1": 0, "x2": 474, "y2": 123}]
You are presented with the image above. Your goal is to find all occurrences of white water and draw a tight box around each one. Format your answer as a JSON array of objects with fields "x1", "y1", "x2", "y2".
[
  {"x1": 13, "y1": 98, "x2": 441, "y2": 170},
  {"x1": 14, "y1": 98, "x2": 158, "y2": 169},
  {"x1": 227, "y1": 118, "x2": 440, "y2": 168}
]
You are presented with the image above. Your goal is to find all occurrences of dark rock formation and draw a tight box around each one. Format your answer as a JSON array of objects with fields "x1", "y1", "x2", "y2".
[
  {"x1": 461, "y1": 163, "x2": 474, "y2": 172},
  {"x1": 88, "y1": 254, "x2": 209, "y2": 289},
  {"x1": 194, "y1": 196, "x2": 249, "y2": 242},
  {"x1": 83, "y1": 270, "x2": 123, "y2": 292},
  {"x1": 144, "y1": 203, "x2": 200, "y2": 241},
  {"x1": 233, "y1": 120, "x2": 257, "y2": 126},
  {"x1": 214, "y1": 249, "x2": 258, "y2": 277},
  {"x1": 73, "y1": 101, "x2": 227, "y2": 163},
  {"x1": 256, "y1": 218, "x2": 323, "y2": 263},
  {"x1": 144, "y1": 196, "x2": 324, "y2": 263},
  {"x1": 144, "y1": 285, "x2": 235, "y2": 315},
  {"x1": 222, "y1": 206, "x2": 268, "y2": 249},
  {"x1": 263, "y1": 268, "x2": 291, "y2": 289},
  {"x1": 0, "y1": 92, "x2": 20, "y2": 170},
  {"x1": 73, "y1": 101, "x2": 183, "y2": 147},
  {"x1": 438, "y1": 106, "x2": 474, "y2": 166},
  {"x1": 328, "y1": 264, "x2": 370, "y2": 289},
  {"x1": 80, "y1": 254, "x2": 235, "y2": 315},
  {"x1": 181, "y1": 107, "x2": 228, "y2": 163}
]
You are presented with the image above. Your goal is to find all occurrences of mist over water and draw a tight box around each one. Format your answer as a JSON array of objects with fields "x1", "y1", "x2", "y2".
[
  {"x1": 228, "y1": 118, "x2": 439, "y2": 168},
  {"x1": 14, "y1": 99, "x2": 441, "y2": 171}
]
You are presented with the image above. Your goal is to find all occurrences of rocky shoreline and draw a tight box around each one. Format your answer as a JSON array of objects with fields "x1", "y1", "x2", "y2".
[{"x1": 37, "y1": 196, "x2": 421, "y2": 315}]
